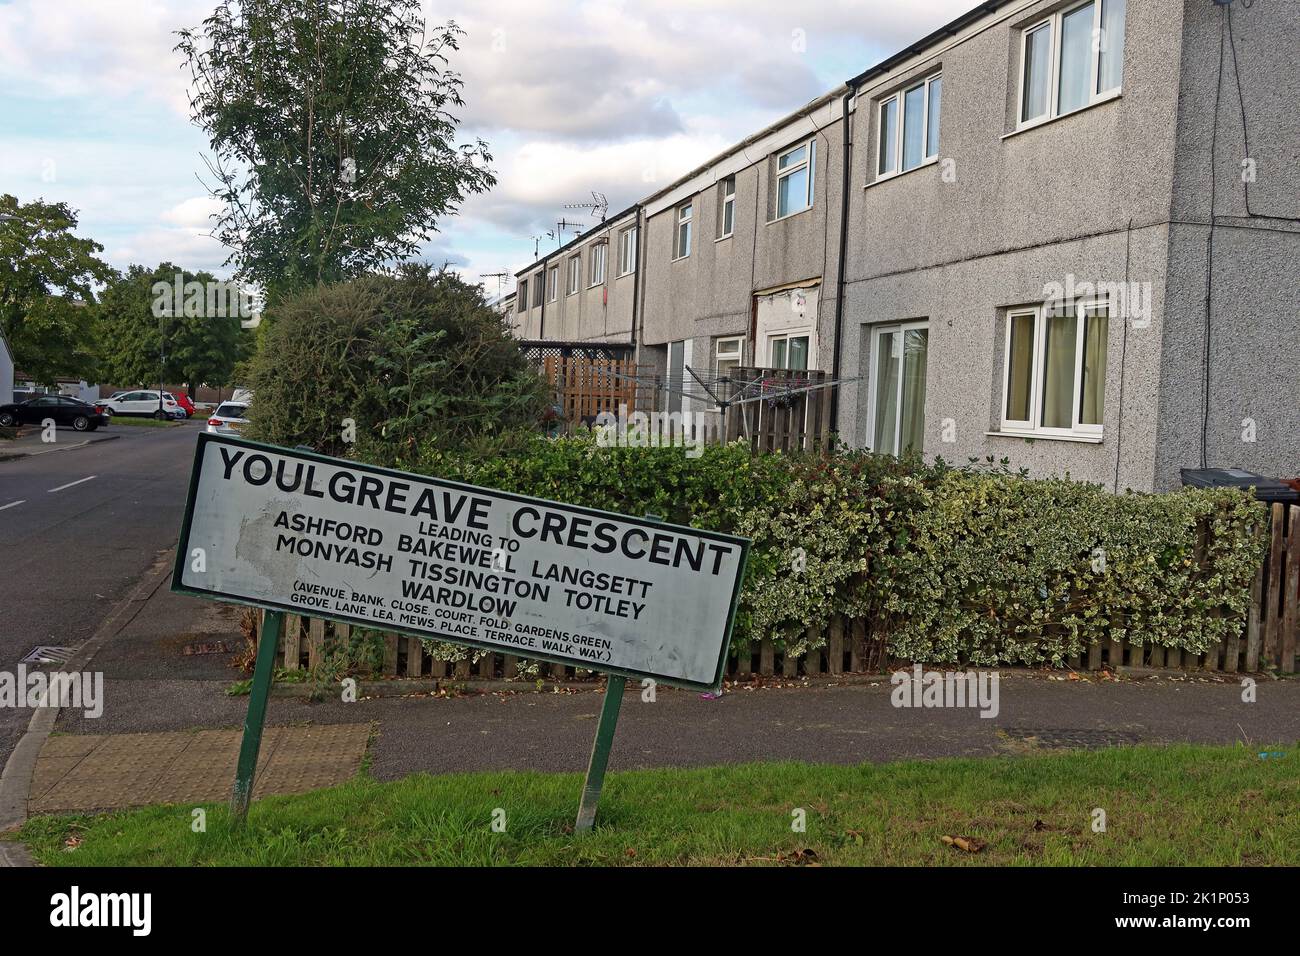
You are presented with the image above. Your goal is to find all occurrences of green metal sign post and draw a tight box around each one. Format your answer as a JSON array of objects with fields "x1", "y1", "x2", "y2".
[
  {"x1": 231, "y1": 609, "x2": 283, "y2": 822},
  {"x1": 574, "y1": 674, "x2": 627, "y2": 832},
  {"x1": 572, "y1": 512, "x2": 661, "y2": 833}
]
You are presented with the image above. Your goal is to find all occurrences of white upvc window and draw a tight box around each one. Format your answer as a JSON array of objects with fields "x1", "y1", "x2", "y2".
[
  {"x1": 532, "y1": 273, "x2": 543, "y2": 309},
  {"x1": 546, "y1": 265, "x2": 558, "y2": 302},
  {"x1": 775, "y1": 141, "x2": 814, "y2": 219},
  {"x1": 567, "y1": 254, "x2": 580, "y2": 295},
  {"x1": 1018, "y1": 0, "x2": 1125, "y2": 129},
  {"x1": 877, "y1": 73, "x2": 941, "y2": 178},
  {"x1": 517, "y1": 279, "x2": 527, "y2": 312},
  {"x1": 589, "y1": 242, "x2": 607, "y2": 286},
  {"x1": 618, "y1": 226, "x2": 637, "y2": 276},
  {"x1": 674, "y1": 202, "x2": 693, "y2": 259},
  {"x1": 714, "y1": 335, "x2": 743, "y2": 378},
  {"x1": 767, "y1": 332, "x2": 811, "y2": 371},
  {"x1": 718, "y1": 176, "x2": 736, "y2": 239},
  {"x1": 1001, "y1": 300, "x2": 1109, "y2": 438}
]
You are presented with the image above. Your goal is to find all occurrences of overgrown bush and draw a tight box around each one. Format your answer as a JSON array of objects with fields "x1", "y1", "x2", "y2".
[
  {"x1": 386, "y1": 433, "x2": 1267, "y2": 666},
  {"x1": 243, "y1": 264, "x2": 549, "y2": 456}
]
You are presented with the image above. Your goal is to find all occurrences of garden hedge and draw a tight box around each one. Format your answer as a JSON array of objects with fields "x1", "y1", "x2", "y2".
[{"x1": 369, "y1": 435, "x2": 1265, "y2": 668}]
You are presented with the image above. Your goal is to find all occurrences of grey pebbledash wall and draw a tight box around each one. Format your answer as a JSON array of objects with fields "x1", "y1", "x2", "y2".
[{"x1": 1153, "y1": 0, "x2": 1300, "y2": 491}]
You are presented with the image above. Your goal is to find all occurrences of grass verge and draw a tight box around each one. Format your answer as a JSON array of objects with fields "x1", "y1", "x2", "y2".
[{"x1": 14, "y1": 743, "x2": 1297, "y2": 866}]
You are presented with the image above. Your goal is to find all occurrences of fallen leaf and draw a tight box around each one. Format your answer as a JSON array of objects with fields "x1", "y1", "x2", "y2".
[{"x1": 941, "y1": 834, "x2": 986, "y2": 853}]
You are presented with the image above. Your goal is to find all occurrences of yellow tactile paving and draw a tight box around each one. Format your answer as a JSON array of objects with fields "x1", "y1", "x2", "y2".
[{"x1": 29, "y1": 723, "x2": 371, "y2": 813}]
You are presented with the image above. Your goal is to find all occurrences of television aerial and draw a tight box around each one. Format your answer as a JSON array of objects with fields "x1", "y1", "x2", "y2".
[{"x1": 563, "y1": 191, "x2": 609, "y2": 222}]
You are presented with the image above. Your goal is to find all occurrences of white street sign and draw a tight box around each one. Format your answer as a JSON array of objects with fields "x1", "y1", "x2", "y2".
[{"x1": 175, "y1": 434, "x2": 749, "y2": 689}]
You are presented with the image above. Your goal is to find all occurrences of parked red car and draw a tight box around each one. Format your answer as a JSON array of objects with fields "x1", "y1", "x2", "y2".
[{"x1": 163, "y1": 391, "x2": 196, "y2": 418}]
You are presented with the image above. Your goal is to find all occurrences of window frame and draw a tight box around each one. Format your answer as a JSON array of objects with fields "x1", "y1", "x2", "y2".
[
  {"x1": 546, "y1": 265, "x2": 558, "y2": 302},
  {"x1": 517, "y1": 279, "x2": 528, "y2": 312},
  {"x1": 866, "y1": 319, "x2": 930, "y2": 457},
  {"x1": 674, "y1": 202, "x2": 693, "y2": 260},
  {"x1": 618, "y1": 226, "x2": 637, "y2": 276},
  {"x1": 567, "y1": 254, "x2": 580, "y2": 295},
  {"x1": 588, "y1": 242, "x2": 607, "y2": 287},
  {"x1": 875, "y1": 72, "x2": 942, "y2": 180},
  {"x1": 1016, "y1": 0, "x2": 1124, "y2": 132},
  {"x1": 717, "y1": 176, "x2": 736, "y2": 240},
  {"x1": 766, "y1": 331, "x2": 812, "y2": 371},
  {"x1": 999, "y1": 299, "x2": 1109, "y2": 438},
  {"x1": 774, "y1": 141, "x2": 815, "y2": 220},
  {"x1": 531, "y1": 273, "x2": 544, "y2": 309}
]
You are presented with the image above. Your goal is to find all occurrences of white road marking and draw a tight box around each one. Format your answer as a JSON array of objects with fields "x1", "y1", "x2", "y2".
[
  {"x1": 47, "y1": 475, "x2": 97, "y2": 493},
  {"x1": 0, "y1": 500, "x2": 25, "y2": 511}
]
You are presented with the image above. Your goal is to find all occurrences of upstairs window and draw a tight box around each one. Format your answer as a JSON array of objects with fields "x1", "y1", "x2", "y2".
[
  {"x1": 1019, "y1": 0, "x2": 1125, "y2": 128},
  {"x1": 567, "y1": 254, "x2": 580, "y2": 294},
  {"x1": 674, "y1": 202, "x2": 693, "y2": 259},
  {"x1": 618, "y1": 226, "x2": 637, "y2": 276},
  {"x1": 546, "y1": 265, "x2": 558, "y2": 302},
  {"x1": 532, "y1": 274, "x2": 543, "y2": 309},
  {"x1": 877, "y1": 73, "x2": 941, "y2": 177},
  {"x1": 776, "y1": 142, "x2": 814, "y2": 218},
  {"x1": 718, "y1": 176, "x2": 736, "y2": 238},
  {"x1": 589, "y1": 242, "x2": 607, "y2": 286},
  {"x1": 517, "y1": 279, "x2": 527, "y2": 311}
]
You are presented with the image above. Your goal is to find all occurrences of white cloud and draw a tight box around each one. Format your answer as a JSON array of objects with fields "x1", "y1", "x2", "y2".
[
  {"x1": 0, "y1": 0, "x2": 978, "y2": 283},
  {"x1": 160, "y1": 196, "x2": 223, "y2": 229},
  {"x1": 0, "y1": 0, "x2": 208, "y2": 115}
]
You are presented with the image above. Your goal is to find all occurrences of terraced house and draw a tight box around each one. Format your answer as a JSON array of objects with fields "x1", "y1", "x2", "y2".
[{"x1": 513, "y1": 0, "x2": 1298, "y2": 491}]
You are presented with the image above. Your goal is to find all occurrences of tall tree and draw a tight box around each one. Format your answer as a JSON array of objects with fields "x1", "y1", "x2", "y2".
[
  {"x1": 177, "y1": 0, "x2": 496, "y2": 304},
  {"x1": 94, "y1": 263, "x2": 252, "y2": 394},
  {"x1": 0, "y1": 194, "x2": 112, "y2": 385}
]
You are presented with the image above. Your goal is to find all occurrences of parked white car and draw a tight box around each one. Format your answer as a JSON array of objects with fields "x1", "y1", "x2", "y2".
[
  {"x1": 100, "y1": 389, "x2": 183, "y2": 420},
  {"x1": 206, "y1": 400, "x2": 250, "y2": 434}
]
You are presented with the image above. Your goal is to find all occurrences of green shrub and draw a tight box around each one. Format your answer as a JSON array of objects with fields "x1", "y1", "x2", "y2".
[
  {"x1": 382, "y1": 433, "x2": 1266, "y2": 666},
  {"x1": 876, "y1": 471, "x2": 1265, "y2": 665},
  {"x1": 243, "y1": 265, "x2": 550, "y2": 456}
]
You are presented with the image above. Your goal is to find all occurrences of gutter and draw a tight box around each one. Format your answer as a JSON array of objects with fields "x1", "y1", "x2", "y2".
[
  {"x1": 829, "y1": 89, "x2": 852, "y2": 436},
  {"x1": 630, "y1": 205, "x2": 642, "y2": 347}
]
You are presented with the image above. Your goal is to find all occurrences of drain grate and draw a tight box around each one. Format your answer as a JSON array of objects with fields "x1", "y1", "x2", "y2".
[
  {"x1": 182, "y1": 641, "x2": 231, "y2": 656},
  {"x1": 21, "y1": 645, "x2": 75, "y2": 666}
]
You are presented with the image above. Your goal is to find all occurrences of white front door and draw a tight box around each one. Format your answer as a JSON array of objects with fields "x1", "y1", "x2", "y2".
[{"x1": 867, "y1": 321, "x2": 929, "y2": 457}]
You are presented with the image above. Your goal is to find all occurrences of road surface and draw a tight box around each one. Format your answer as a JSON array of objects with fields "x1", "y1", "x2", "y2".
[{"x1": 0, "y1": 421, "x2": 201, "y2": 768}]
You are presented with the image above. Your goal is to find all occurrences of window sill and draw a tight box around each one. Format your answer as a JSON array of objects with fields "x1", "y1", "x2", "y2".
[
  {"x1": 671, "y1": 254, "x2": 690, "y2": 263},
  {"x1": 985, "y1": 430, "x2": 1103, "y2": 444},
  {"x1": 715, "y1": 232, "x2": 733, "y2": 243},
  {"x1": 1002, "y1": 90, "x2": 1122, "y2": 141},
  {"x1": 865, "y1": 155, "x2": 939, "y2": 189},
  {"x1": 767, "y1": 205, "x2": 813, "y2": 225}
]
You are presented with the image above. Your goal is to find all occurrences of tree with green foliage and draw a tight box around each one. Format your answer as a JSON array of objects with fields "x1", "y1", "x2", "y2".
[
  {"x1": 94, "y1": 263, "x2": 253, "y2": 394},
  {"x1": 0, "y1": 194, "x2": 112, "y2": 385},
  {"x1": 244, "y1": 264, "x2": 549, "y2": 456},
  {"x1": 177, "y1": 0, "x2": 496, "y2": 303}
]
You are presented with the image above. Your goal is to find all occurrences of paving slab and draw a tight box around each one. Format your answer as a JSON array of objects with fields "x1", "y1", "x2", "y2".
[{"x1": 29, "y1": 723, "x2": 371, "y2": 814}]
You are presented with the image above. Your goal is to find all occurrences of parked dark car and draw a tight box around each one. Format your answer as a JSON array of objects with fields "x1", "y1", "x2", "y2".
[{"x1": 0, "y1": 395, "x2": 110, "y2": 431}]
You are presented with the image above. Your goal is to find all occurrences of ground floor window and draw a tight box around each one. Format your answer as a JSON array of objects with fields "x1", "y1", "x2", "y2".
[
  {"x1": 868, "y1": 321, "x2": 928, "y2": 456},
  {"x1": 1002, "y1": 301, "x2": 1107, "y2": 437}
]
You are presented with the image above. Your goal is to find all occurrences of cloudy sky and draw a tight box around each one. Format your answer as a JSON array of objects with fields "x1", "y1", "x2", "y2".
[{"x1": 0, "y1": 0, "x2": 972, "y2": 298}]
